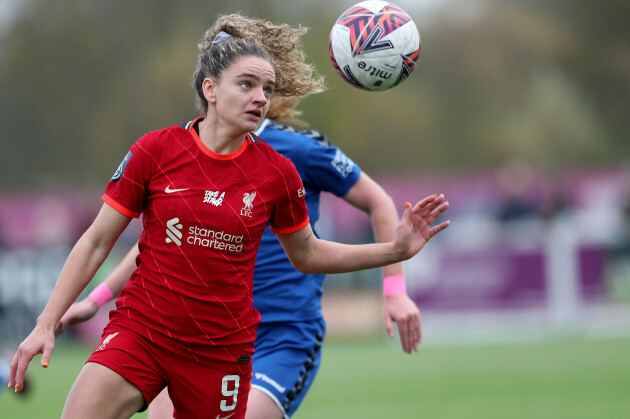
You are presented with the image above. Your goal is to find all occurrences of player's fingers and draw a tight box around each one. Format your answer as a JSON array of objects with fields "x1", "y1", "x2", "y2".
[
  {"x1": 419, "y1": 194, "x2": 445, "y2": 217},
  {"x1": 396, "y1": 319, "x2": 412, "y2": 354},
  {"x1": 8, "y1": 351, "x2": 19, "y2": 389},
  {"x1": 404, "y1": 312, "x2": 421, "y2": 353},
  {"x1": 406, "y1": 323, "x2": 416, "y2": 354},
  {"x1": 410, "y1": 313, "x2": 421, "y2": 352},
  {"x1": 384, "y1": 314, "x2": 395, "y2": 339},
  {"x1": 400, "y1": 202, "x2": 412, "y2": 225},
  {"x1": 41, "y1": 342, "x2": 54, "y2": 368},
  {"x1": 396, "y1": 315, "x2": 416, "y2": 354},
  {"x1": 413, "y1": 197, "x2": 443, "y2": 222},
  {"x1": 14, "y1": 351, "x2": 34, "y2": 392},
  {"x1": 416, "y1": 194, "x2": 437, "y2": 208},
  {"x1": 429, "y1": 220, "x2": 451, "y2": 237},
  {"x1": 411, "y1": 195, "x2": 437, "y2": 214},
  {"x1": 429, "y1": 200, "x2": 449, "y2": 220},
  {"x1": 424, "y1": 201, "x2": 450, "y2": 227}
]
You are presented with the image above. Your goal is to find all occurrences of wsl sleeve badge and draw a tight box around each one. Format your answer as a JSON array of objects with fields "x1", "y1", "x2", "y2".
[
  {"x1": 111, "y1": 151, "x2": 133, "y2": 182},
  {"x1": 329, "y1": 1, "x2": 421, "y2": 91}
]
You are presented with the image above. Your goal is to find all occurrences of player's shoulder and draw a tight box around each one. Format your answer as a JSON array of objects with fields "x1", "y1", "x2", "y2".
[
  {"x1": 134, "y1": 120, "x2": 193, "y2": 148},
  {"x1": 248, "y1": 131, "x2": 287, "y2": 160},
  {"x1": 248, "y1": 131, "x2": 299, "y2": 171},
  {"x1": 162, "y1": 120, "x2": 195, "y2": 139},
  {"x1": 258, "y1": 120, "x2": 332, "y2": 148}
]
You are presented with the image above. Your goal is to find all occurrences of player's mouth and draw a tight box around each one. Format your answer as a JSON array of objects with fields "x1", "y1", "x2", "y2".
[{"x1": 245, "y1": 109, "x2": 262, "y2": 120}]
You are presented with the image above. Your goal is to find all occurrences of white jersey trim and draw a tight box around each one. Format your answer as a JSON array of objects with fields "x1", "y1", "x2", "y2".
[{"x1": 254, "y1": 118, "x2": 272, "y2": 136}]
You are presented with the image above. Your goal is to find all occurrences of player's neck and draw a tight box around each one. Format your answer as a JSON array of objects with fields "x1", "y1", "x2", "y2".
[{"x1": 198, "y1": 116, "x2": 246, "y2": 155}]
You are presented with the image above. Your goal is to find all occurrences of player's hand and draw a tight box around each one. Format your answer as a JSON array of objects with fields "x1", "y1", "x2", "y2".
[
  {"x1": 394, "y1": 194, "x2": 450, "y2": 260},
  {"x1": 55, "y1": 297, "x2": 99, "y2": 336},
  {"x1": 8, "y1": 324, "x2": 55, "y2": 392},
  {"x1": 383, "y1": 294, "x2": 421, "y2": 354}
]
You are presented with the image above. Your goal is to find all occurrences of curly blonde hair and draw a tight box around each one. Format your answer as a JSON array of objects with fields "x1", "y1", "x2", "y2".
[
  {"x1": 265, "y1": 97, "x2": 307, "y2": 126},
  {"x1": 193, "y1": 13, "x2": 326, "y2": 115}
]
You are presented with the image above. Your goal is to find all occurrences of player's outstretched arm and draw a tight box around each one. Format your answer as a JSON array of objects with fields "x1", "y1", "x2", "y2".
[
  {"x1": 343, "y1": 173, "x2": 423, "y2": 354},
  {"x1": 8, "y1": 204, "x2": 131, "y2": 392},
  {"x1": 277, "y1": 194, "x2": 449, "y2": 275},
  {"x1": 55, "y1": 243, "x2": 140, "y2": 336}
]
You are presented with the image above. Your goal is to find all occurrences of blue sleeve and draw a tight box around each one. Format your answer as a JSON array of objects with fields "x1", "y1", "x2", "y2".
[{"x1": 302, "y1": 133, "x2": 361, "y2": 197}]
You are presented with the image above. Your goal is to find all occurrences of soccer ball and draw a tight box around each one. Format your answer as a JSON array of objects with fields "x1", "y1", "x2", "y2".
[{"x1": 329, "y1": 1, "x2": 421, "y2": 91}]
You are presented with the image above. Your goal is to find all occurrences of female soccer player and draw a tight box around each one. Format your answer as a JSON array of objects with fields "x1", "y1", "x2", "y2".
[
  {"x1": 8, "y1": 14, "x2": 449, "y2": 419},
  {"x1": 58, "y1": 101, "x2": 425, "y2": 419}
]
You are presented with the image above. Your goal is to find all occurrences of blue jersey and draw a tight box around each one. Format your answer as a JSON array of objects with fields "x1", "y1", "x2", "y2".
[{"x1": 252, "y1": 120, "x2": 361, "y2": 323}]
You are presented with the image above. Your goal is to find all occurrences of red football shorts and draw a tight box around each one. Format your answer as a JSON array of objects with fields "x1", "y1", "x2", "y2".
[{"x1": 87, "y1": 328, "x2": 252, "y2": 418}]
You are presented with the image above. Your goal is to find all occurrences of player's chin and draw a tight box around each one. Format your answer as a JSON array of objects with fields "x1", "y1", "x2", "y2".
[{"x1": 242, "y1": 114, "x2": 262, "y2": 130}]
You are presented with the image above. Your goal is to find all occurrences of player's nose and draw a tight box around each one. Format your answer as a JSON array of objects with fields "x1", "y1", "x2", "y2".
[{"x1": 252, "y1": 87, "x2": 268, "y2": 105}]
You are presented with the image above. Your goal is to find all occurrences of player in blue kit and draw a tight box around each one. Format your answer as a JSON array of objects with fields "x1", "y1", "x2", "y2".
[{"x1": 246, "y1": 111, "x2": 422, "y2": 418}]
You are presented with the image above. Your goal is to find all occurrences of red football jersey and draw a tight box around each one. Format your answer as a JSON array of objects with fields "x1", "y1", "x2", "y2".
[{"x1": 101, "y1": 117, "x2": 309, "y2": 364}]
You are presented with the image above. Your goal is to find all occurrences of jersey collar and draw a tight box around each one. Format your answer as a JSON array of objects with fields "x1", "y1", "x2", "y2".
[{"x1": 187, "y1": 116, "x2": 252, "y2": 160}]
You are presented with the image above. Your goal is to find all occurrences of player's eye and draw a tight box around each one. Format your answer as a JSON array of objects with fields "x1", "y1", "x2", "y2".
[
  {"x1": 263, "y1": 87, "x2": 273, "y2": 97},
  {"x1": 240, "y1": 81, "x2": 251, "y2": 89}
]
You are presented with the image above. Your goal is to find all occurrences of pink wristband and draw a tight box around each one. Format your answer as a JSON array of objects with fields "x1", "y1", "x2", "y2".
[
  {"x1": 383, "y1": 275, "x2": 407, "y2": 296},
  {"x1": 89, "y1": 283, "x2": 114, "y2": 307}
]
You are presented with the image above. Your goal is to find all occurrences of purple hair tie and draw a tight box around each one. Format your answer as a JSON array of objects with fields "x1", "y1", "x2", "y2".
[{"x1": 212, "y1": 31, "x2": 232, "y2": 44}]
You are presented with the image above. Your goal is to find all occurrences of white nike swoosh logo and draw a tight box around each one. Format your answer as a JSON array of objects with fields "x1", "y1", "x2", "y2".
[
  {"x1": 216, "y1": 413, "x2": 236, "y2": 419},
  {"x1": 165, "y1": 186, "x2": 190, "y2": 193}
]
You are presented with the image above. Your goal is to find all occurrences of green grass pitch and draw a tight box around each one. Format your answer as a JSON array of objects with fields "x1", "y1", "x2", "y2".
[{"x1": 2, "y1": 337, "x2": 629, "y2": 418}]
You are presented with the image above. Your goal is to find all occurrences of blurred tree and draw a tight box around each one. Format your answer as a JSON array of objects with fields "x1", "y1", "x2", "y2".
[
  {"x1": 524, "y1": 0, "x2": 630, "y2": 157},
  {"x1": 0, "y1": 0, "x2": 249, "y2": 188},
  {"x1": 0, "y1": 0, "x2": 628, "y2": 187}
]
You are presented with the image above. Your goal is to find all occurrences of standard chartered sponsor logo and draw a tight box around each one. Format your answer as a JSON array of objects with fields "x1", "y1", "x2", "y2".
[
  {"x1": 188, "y1": 226, "x2": 244, "y2": 252},
  {"x1": 165, "y1": 218, "x2": 244, "y2": 252},
  {"x1": 165, "y1": 218, "x2": 183, "y2": 246}
]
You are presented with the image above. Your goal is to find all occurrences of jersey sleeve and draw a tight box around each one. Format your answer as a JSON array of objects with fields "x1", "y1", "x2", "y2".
[
  {"x1": 269, "y1": 158, "x2": 310, "y2": 235},
  {"x1": 303, "y1": 134, "x2": 361, "y2": 197},
  {"x1": 102, "y1": 134, "x2": 156, "y2": 218}
]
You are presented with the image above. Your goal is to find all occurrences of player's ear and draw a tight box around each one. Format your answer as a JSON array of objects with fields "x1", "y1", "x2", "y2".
[{"x1": 202, "y1": 78, "x2": 217, "y2": 104}]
